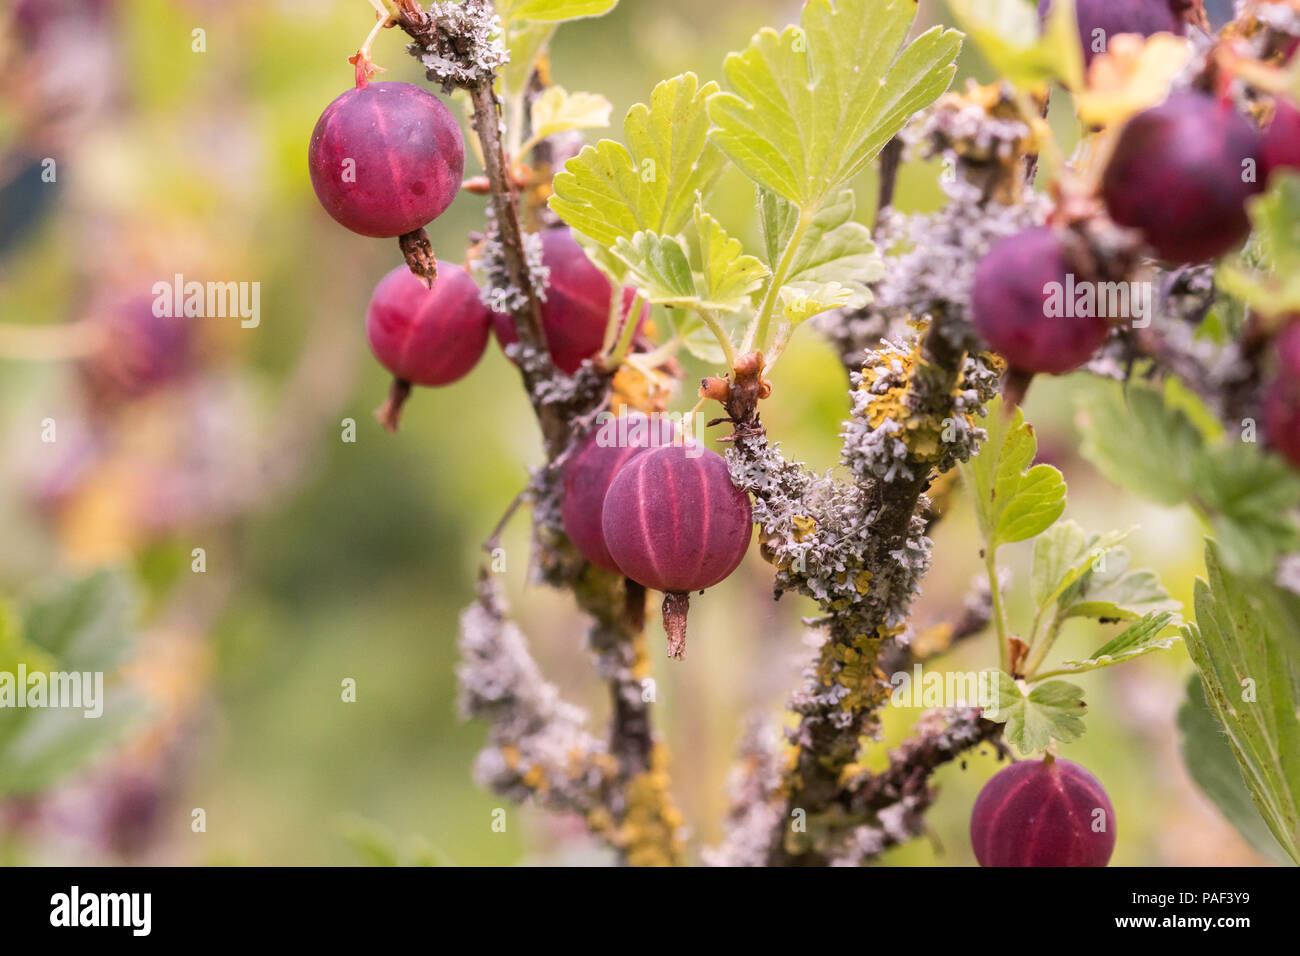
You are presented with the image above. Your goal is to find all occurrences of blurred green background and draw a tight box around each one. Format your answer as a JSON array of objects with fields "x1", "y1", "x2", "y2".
[{"x1": 0, "y1": 0, "x2": 1266, "y2": 865}]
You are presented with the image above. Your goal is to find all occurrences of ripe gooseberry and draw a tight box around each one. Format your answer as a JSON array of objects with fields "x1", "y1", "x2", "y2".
[
  {"x1": 80, "y1": 296, "x2": 192, "y2": 405},
  {"x1": 492, "y1": 227, "x2": 648, "y2": 375},
  {"x1": 970, "y1": 756, "x2": 1117, "y2": 867},
  {"x1": 365, "y1": 261, "x2": 492, "y2": 431},
  {"x1": 1101, "y1": 91, "x2": 1263, "y2": 264},
  {"x1": 601, "y1": 444, "x2": 752, "y2": 658},
  {"x1": 970, "y1": 227, "x2": 1111, "y2": 376},
  {"x1": 562, "y1": 412, "x2": 679, "y2": 573},
  {"x1": 1261, "y1": 97, "x2": 1300, "y2": 182},
  {"x1": 308, "y1": 81, "x2": 464, "y2": 238},
  {"x1": 1263, "y1": 320, "x2": 1300, "y2": 469},
  {"x1": 1039, "y1": 0, "x2": 1186, "y2": 67}
]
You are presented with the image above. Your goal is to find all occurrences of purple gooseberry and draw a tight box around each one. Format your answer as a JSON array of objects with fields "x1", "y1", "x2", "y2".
[
  {"x1": 562, "y1": 412, "x2": 679, "y2": 573},
  {"x1": 1262, "y1": 97, "x2": 1300, "y2": 181},
  {"x1": 1264, "y1": 320, "x2": 1300, "y2": 469},
  {"x1": 601, "y1": 444, "x2": 752, "y2": 658},
  {"x1": 970, "y1": 756, "x2": 1117, "y2": 867},
  {"x1": 308, "y1": 81, "x2": 464, "y2": 238},
  {"x1": 80, "y1": 295, "x2": 192, "y2": 405},
  {"x1": 1039, "y1": 0, "x2": 1186, "y2": 67},
  {"x1": 492, "y1": 227, "x2": 648, "y2": 375},
  {"x1": 365, "y1": 261, "x2": 491, "y2": 430},
  {"x1": 970, "y1": 227, "x2": 1112, "y2": 376},
  {"x1": 1101, "y1": 91, "x2": 1263, "y2": 264}
]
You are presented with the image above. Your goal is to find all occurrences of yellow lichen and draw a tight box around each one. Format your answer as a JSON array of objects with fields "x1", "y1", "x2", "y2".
[{"x1": 610, "y1": 743, "x2": 684, "y2": 867}]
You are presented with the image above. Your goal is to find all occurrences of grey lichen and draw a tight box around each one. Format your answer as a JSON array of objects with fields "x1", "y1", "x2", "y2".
[
  {"x1": 727, "y1": 328, "x2": 998, "y2": 638},
  {"x1": 457, "y1": 575, "x2": 611, "y2": 813},
  {"x1": 479, "y1": 207, "x2": 549, "y2": 316},
  {"x1": 408, "y1": 0, "x2": 510, "y2": 93},
  {"x1": 823, "y1": 177, "x2": 1049, "y2": 364},
  {"x1": 702, "y1": 717, "x2": 786, "y2": 867}
]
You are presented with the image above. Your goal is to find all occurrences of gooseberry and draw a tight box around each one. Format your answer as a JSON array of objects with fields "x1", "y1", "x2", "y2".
[
  {"x1": 601, "y1": 444, "x2": 752, "y2": 658},
  {"x1": 970, "y1": 227, "x2": 1111, "y2": 375},
  {"x1": 491, "y1": 227, "x2": 648, "y2": 375},
  {"x1": 308, "y1": 81, "x2": 464, "y2": 238},
  {"x1": 1101, "y1": 92, "x2": 1262, "y2": 264},
  {"x1": 365, "y1": 261, "x2": 492, "y2": 430},
  {"x1": 562, "y1": 412, "x2": 680, "y2": 573},
  {"x1": 970, "y1": 756, "x2": 1117, "y2": 867}
]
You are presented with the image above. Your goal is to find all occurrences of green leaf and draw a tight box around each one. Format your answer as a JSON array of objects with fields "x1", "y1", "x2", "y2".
[
  {"x1": 946, "y1": 0, "x2": 1084, "y2": 93},
  {"x1": 1077, "y1": 380, "x2": 1300, "y2": 576},
  {"x1": 1218, "y1": 172, "x2": 1300, "y2": 319},
  {"x1": 1179, "y1": 674, "x2": 1292, "y2": 864},
  {"x1": 694, "y1": 207, "x2": 770, "y2": 309},
  {"x1": 550, "y1": 73, "x2": 726, "y2": 248},
  {"x1": 1030, "y1": 520, "x2": 1129, "y2": 611},
  {"x1": 960, "y1": 395, "x2": 1067, "y2": 551},
  {"x1": 611, "y1": 233, "x2": 696, "y2": 306},
  {"x1": 1182, "y1": 543, "x2": 1300, "y2": 863},
  {"x1": 1196, "y1": 445, "x2": 1300, "y2": 578},
  {"x1": 1034, "y1": 612, "x2": 1182, "y2": 677},
  {"x1": 760, "y1": 188, "x2": 882, "y2": 308},
  {"x1": 610, "y1": 208, "x2": 767, "y2": 313},
  {"x1": 778, "y1": 282, "x2": 854, "y2": 325},
  {"x1": 0, "y1": 689, "x2": 148, "y2": 795},
  {"x1": 1059, "y1": 548, "x2": 1181, "y2": 623},
  {"x1": 22, "y1": 569, "x2": 134, "y2": 671},
  {"x1": 708, "y1": 0, "x2": 961, "y2": 208},
  {"x1": 0, "y1": 570, "x2": 147, "y2": 796},
  {"x1": 985, "y1": 671, "x2": 1087, "y2": 753},
  {"x1": 498, "y1": 0, "x2": 619, "y2": 23},
  {"x1": 1076, "y1": 379, "x2": 1203, "y2": 507},
  {"x1": 527, "y1": 86, "x2": 611, "y2": 143}
]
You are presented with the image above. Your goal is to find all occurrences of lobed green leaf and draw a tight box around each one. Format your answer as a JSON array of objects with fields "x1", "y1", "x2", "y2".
[
  {"x1": 708, "y1": 0, "x2": 961, "y2": 208},
  {"x1": 550, "y1": 73, "x2": 727, "y2": 248}
]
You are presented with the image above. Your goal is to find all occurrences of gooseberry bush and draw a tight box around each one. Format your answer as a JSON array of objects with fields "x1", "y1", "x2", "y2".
[{"x1": 308, "y1": 0, "x2": 1300, "y2": 867}]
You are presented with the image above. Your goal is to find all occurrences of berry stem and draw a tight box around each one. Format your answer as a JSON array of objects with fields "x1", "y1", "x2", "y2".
[
  {"x1": 374, "y1": 377, "x2": 412, "y2": 433},
  {"x1": 662, "y1": 591, "x2": 690, "y2": 659},
  {"x1": 398, "y1": 228, "x2": 438, "y2": 286}
]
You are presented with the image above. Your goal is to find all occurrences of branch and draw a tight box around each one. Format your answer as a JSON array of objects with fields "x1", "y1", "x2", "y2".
[
  {"x1": 835, "y1": 708, "x2": 1007, "y2": 864},
  {"x1": 394, "y1": 2, "x2": 680, "y2": 864}
]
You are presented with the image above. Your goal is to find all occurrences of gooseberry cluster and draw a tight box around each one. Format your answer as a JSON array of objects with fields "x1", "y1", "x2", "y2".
[
  {"x1": 968, "y1": 61, "x2": 1300, "y2": 405},
  {"x1": 561, "y1": 414, "x2": 753, "y2": 658},
  {"x1": 307, "y1": 71, "x2": 753, "y2": 655}
]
